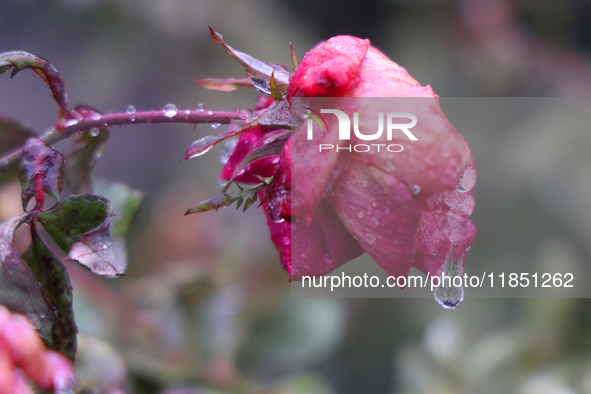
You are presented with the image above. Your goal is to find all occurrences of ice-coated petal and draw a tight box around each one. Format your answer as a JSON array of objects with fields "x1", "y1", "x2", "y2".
[
  {"x1": 413, "y1": 188, "x2": 477, "y2": 277},
  {"x1": 326, "y1": 158, "x2": 422, "y2": 278}
]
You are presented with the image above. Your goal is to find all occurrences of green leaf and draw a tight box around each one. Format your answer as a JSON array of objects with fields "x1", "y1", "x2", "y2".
[
  {"x1": 38, "y1": 194, "x2": 111, "y2": 253},
  {"x1": 0, "y1": 213, "x2": 55, "y2": 341},
  {"x1": 270, "y1": 71, "x2": 282, "y2": 101},
  {"x1": 20, "y1": 138, "x2": 66, "y2": 210},
  {"x1": 23, "y1": 231, "x2": 77, "y2": 361}
]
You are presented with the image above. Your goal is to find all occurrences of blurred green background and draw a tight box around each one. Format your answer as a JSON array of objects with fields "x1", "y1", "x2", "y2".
[{"x1": 2, "y1": 0, "x2": 591, "y2": 393}]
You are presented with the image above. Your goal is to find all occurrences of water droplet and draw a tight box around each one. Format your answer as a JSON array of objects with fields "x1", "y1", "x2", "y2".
[
  {"x1": 40, "y1": 314, "x2": 45, "y2": 318},
  {"x1": 357, "y1": 211, "x2": 364, "y2": 219},
  {"x1": 207, "y1": 111, "x2": 213, "y2": 115},
  {"x1": 126, "y1": 105, "x2": 136, "y2": 114},
  {"x1": 366, "y1": 233, "x2": 377, "y2": 244},
  {"x1": 187, "y1": 135, "x2": 218, "y2": 158},
  {"x1": 434, "y1": 252, "x2": 464, "y2": 310},
  {"x1": 466, "y1": 246, "x2": 471, "y2": 252},
  {"x1": 385, "y1": 207, "x2": 390, "y2": 215},
  {"x1": 197, "y1": 103, "x2": 205, "y2": 111},
  {"x1": 248, "y1": 75, "x2": 271, "y2": 94},
  {"x1": 370, "y1": 217, "x2": 380, "y2": 226},
  {"x1": 211, "y1": 123, "x2": 221, "y2": 129},
  {"x1": 219, "y1": 138, "x2": 238, "y2": 165},
  {"x1": 457, "y1": 163, "x2": 476, "y2": 193},
  {"x1": 64, "y1": 118, "x2": 79, "y2": 128},
  {"x1": 163, "y1": 103, "x2": 178, "y2": 118},
  {"x1": 239, "y1": 110, "x2": 249, "y2": 120},
  {"x1": 218, "y1": 179, "x2": 228, "y2": 188},
  {"x1": 89, "y1": 128, "x2": 100, "y2": 137},
  {"x1": 410, "y1": 184, "x2": 421, "y2": 195},
  {"x1": 325, "y1": 256, "x2": 333, "y2": 265}
]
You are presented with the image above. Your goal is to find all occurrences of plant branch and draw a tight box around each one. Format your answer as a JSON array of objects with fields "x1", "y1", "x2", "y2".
[{"x1": 0, "y1": 108, "x2": 246, "y2": 176}]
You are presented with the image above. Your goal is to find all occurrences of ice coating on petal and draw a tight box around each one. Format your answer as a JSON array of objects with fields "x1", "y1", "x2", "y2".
[
  {"x1": 413, "y1": 188, "x2": 477, "y2": 277},
  {"x1": 327, "y1": 159, "x2": 421, "y2": 278},
  {"x1": 353, "y1": 97, "x2": 474, "y2": 194},
  {"x1": 290, "y1": 200, "x2": 365, "y2": 280},
  {"x1": 289, "y1": 36, "x2": 370, "y2": 98}
]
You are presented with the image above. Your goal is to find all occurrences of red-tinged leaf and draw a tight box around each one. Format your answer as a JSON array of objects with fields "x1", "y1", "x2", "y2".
[
  {"x1": 290, "y1": 42, "x2": 300, "y2": 73},
  {"x1": 0, "y1": 214, "x2": 55, "y2": 341},
  {"x1": 20, "y1": 138, "x2": 66, "y2": 211},
  {"x1": 0, "y1": 51, "x2": 71, "y2": 116},
  {"x1": 208, "y1": 27, "x2": 290, "y2": 91},
  {"x1": 23, "y1": 232, "x2": 77, "y2": 361},
  {"x1": 65, "y1": 217, "x2": 124, "y2": 276},
  {"x1": 194, "y1": 77, "x2": 254, "y2": 92}
]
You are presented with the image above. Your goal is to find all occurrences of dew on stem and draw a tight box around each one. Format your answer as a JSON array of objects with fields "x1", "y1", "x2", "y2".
[{"x1": 163, "y1": 104, "x2": 179, "y2": 118}]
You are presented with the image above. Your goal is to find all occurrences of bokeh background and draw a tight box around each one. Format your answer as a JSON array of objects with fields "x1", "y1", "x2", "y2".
[{"x1": 1, "y1": 0, "x2": 591, "y2": 393}]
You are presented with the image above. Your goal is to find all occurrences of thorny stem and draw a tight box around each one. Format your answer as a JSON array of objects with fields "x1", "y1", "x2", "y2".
[{"x1": 0, "y1": 109, "x2": 245, "y2": 175}]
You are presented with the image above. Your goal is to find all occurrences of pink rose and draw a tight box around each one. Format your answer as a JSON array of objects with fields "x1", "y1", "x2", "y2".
[{"x1": 203, "y1": 32, "x2": 476, "y2": 289}]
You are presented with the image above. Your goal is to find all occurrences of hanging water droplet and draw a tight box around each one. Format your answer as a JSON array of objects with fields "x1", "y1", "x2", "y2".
[
  {"x1": 126, "y1": 105, "x2": 136, "y2": 114},
  {"x1": 197, "y1": 103, "x2": 205, "y2": 111},
  {"x1": 434, "y1": 252, "x2": 464, "y2": 310},
  {"x1": 466, "y1": 246, "x2": 471, "y2": 252},
  {"x1": 40, "y1": 314, "x2": 45, "y2": 318},
  {"x1": 248, "y1": 75, "x2": 271, "y2": 94},
  {"x1": 187, "y1": 135, "x2": 218, "y2": 158},
  {"x1": 219, "y1": 138, "x2": 238, "y2": 165},
  {"x1": 163, "y1": 103, "x2": 179, "y2": 118},
  {"x1": 218, "y1": 179, "x2": 228, "y2": 188},
  {"x1": 457, "y1": 163, "x2": 476, "y2": 193},
  {"x1": 410, "y1": 184, "x2": 421, "y2": 195},
  {"x1": 89, "y1": 128, "x2": 100, "y2": 137},
  {"x1": 210, "y1": 123, "x2": 221, "y2": 129}
]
